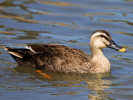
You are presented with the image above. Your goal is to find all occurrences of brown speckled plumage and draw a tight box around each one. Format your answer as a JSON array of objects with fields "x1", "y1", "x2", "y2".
[{"x1": 2, "y1": 30, "x2": 126, "y2": 73}]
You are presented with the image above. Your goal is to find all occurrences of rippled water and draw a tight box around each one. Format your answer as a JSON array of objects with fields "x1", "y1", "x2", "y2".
[{"x1": 0, "y1": 0, "x2": 133, "y2": 100}]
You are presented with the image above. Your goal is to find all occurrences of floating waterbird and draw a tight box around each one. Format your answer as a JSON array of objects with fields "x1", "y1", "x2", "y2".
[{"x1": 2, "y1": 30, "x2": 126, "y2": 74}]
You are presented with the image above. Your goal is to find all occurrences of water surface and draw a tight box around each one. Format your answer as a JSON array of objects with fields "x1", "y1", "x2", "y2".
[{"x1": 0, "y1": 0, "x2": 133, "y2": 100}]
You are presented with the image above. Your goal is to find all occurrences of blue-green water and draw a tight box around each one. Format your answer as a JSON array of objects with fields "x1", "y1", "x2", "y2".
[{"x1": 0, "y1": 0, "x2": 133, "y2": 100}]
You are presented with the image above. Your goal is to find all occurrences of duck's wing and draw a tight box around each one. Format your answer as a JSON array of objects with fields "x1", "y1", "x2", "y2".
[
  {"x1": 26, "y1": 44, "x2": 90, "y2": 62},
  {"x1": 26, "y1": 44, "x2": 91, "y2": 71},
  {"x1": 2, "y1": 44, "x2": 90, "y2": 68}
]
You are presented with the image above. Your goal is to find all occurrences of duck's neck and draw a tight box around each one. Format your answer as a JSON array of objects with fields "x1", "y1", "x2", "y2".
[
  {"x1": 90, "y1": 47, "x2": 111, "y2": 73},
  {"x1": 91, "y1": 48, "x2": 104, "y2": 58}
]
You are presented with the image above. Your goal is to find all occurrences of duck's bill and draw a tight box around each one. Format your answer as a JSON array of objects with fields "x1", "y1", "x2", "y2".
[{"x1": 107, "y1": 40, "x2": 126, "y2": 52}]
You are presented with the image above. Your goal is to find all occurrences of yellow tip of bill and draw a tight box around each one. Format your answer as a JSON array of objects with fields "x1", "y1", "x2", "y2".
[{"x1": 119, "y1": 48, "x2": 126, "y2": 52}]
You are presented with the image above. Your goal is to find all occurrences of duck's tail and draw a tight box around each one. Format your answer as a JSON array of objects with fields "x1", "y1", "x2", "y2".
[
  {"x1": 2, "y1": 46, "x2": 52, "y2": 79},
  {"x1": 1, "y1": 46, "x2": 34, "y2": 66},
  {"x1": 2, "y1": 46, "x2": 23, "y2": 58}
]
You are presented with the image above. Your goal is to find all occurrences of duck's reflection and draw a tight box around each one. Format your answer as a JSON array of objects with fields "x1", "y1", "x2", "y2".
[
  {"x1": 14, "y1": 66, "x2": 112, "y2": 100},
  {"x1": 87, "y1": 78, "x2": 112, "y2": 100}
]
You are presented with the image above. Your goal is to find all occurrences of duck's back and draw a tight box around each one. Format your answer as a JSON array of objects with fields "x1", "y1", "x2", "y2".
[{"x1": 4, "y1": 44, "x2": 91, "y2": 73}]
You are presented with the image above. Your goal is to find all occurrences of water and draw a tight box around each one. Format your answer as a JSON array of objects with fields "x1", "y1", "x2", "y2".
[{"x1": 0, "y1": 0, "x2": 133, "y2": 100}]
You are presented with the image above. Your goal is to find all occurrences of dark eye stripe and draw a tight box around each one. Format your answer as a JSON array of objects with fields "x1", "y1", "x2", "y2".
[{"x1": 99, "y1": 35, "x2": 110, "y2": 42}]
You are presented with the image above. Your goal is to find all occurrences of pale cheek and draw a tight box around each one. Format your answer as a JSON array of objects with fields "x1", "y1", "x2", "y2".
[{"x1": 94, "y1": 40, "x2": 106, "y2": 48}]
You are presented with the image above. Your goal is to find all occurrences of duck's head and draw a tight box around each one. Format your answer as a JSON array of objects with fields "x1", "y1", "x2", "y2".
[{"x1": 90, "y1": 30, "x2": 126, "y2": 52}]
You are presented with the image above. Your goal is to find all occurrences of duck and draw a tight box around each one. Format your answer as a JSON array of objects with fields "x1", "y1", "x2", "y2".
[{"x1": 2, "y1": 30, "x2": 126, "y2": 74}]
